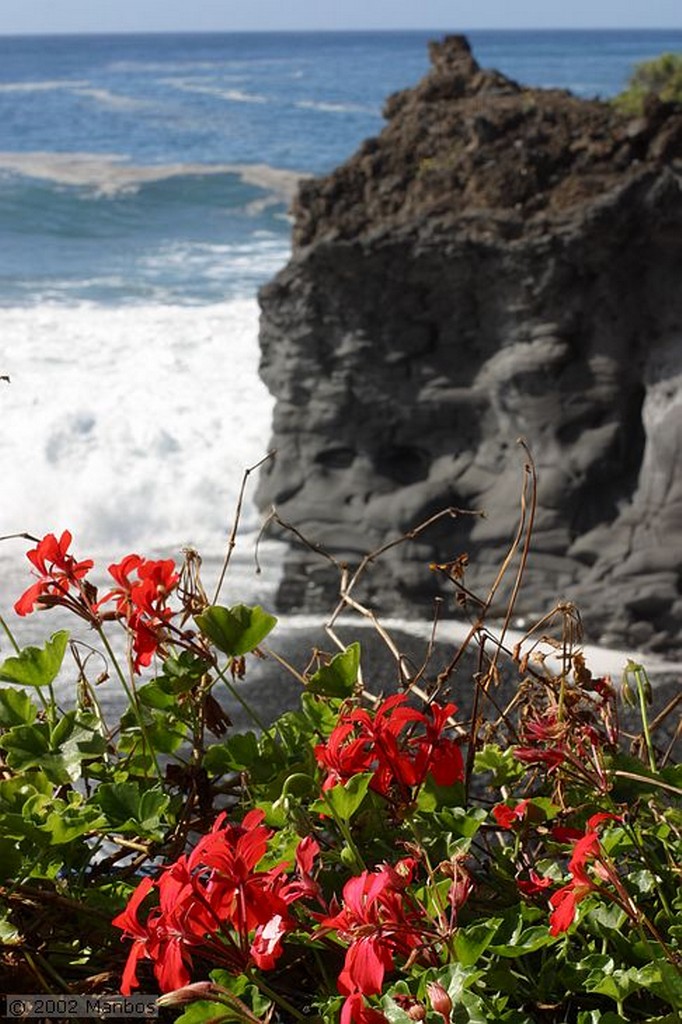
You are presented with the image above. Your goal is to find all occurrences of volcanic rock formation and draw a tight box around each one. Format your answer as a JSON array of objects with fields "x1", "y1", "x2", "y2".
[{"x1": 256, "y1": 35, "x2": 682, "y2": 652}]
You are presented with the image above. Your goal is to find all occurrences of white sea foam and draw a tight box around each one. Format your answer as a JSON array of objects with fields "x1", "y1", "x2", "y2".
[
  {"x1": 163, "y1": 79, "x2": 268, "y2": 104},
  {"x1": 0, "y1": 152, "x2": 308, "y2": 201},
  {"x1": 139, "y1": 239, "x2": 290, "y2": 281},
  {"x1": 295, "y1": 99, "x2": 376, "y2": 114},
  {"x1": 0, "y1": 79, "x2": 90, "y2": 93},
  {"x1": 107, "y1": 60, "x2": 223, "y2": 74},
  {"x1": 70, "y1": 87, "x2": 154, "y2": 111},
  {"x1": 0, "y1": 80, "x2": 151, "y2": 110},
  {"x1": 0, "y1": 300, "x2": 274, "y2": 558}
]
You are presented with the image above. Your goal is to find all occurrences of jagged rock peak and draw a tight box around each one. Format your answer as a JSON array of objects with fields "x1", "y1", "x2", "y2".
[
  {"x1": 423, "y1": 33, "x2": 482, "y2": 92},
  {"x1": 292, "y1": 35, "x2": 682, "y2": 250},
  {"x1": 422, "y1": 34, "x2": 518, "y2": 96},
  {"x1": 428, "y1": 34, "x2": 477, "y2": 73}
]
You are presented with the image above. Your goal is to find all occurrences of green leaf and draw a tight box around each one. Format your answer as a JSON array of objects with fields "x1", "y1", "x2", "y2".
[
  {"x1": 195, "y1": 604, "x2": 277, "y2": 656},
  {"x1": 381, "y1": 998, "x2": 415, "y2": 1024},
  {"x1": 459, "y1": 989, "x2": 489, "y2": 1024},
  {"x1": 430, "y1": 805, "x2": 487, "y2": 841},
  {"x1": 489, "y1": 925, "x2": 553, "y2": 957},
  {"x1": 307, "y1": 643, "x2": 361, "y2": 698},
  {"x1": 473, "y1": 743, "x2": 524, "y2": 786},
  {"x1": 137, "y1": 680, "x2": 177, "y2": 709},
  {"x1": 639, "y1": 962, "x2": 682, "y2": 1009},
  {"x1": 0, "y1": 771, "x2": 52, "y2": 807},
  {"x1": 138, "y1": 789, "x2": 172, "y2": 831},
  {"x1": 50, "y1": 711, "x2": 108, "y2": 780},
  {"x1": 300, "y1": 691, "x2": 343, "y2": 734},
  {"x1": 0, "y1": 722, "x2": 51, "y2": 768},
  {"x1": 160, "y1": 651, "x2": 208, "y2": 693},
  {"x1": 203, "y1": 731, "x2": 260, "y2": 774},
  {"x1": 0, "y1": 630, "x2": 69, "y2": 687},
  {"x1": 146, "y1": 712, "x2": 188, "y2": 754},
  {"x1": 0, "y1": 910, "x2": 20, "y2": 944},
  {"x1": 311, "y1": 772, "x2": 373, "y2": 821},
  {"x1": 174, "y1": 1003, "x2": 234, "y2": 1024},
  {"x1": 424, "y1": 963, "x2": 485, "y2": 1004},
  {"x1": 40, "y1": 797, "x2": 106, "y2": 845},
  {"x1": 416, "y1": 776, "x2": 464, "y2": 812},
  {"x1": 584, "y1": 967, "x2": 645, "y2": 1003},
  {"x1": 92, "y1": 782, "x2": 170, "y2": 834},
  {"x1": 454, "y1": 919, "x2": 501, "y2": 966},
  {"x1": 0, "y1": 688, "x2": 38, "y2": 727}
]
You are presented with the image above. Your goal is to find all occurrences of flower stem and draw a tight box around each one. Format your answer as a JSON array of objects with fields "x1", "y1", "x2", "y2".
[
  {"x1": 95, "y1": 624, "x2": 162, "y2": 779},
  {"x1": 248, "y1": 971, "x2": 309, "y2": 1022},
  {"x1": 0, "y1": 613, "x2": 20, "y2": 654},
  {"x1": 624, "y1": 661, "x2": 657, "y2": 771},
  {"x1": 214, "y1": 661, "x2": 275, "y2": 742}
]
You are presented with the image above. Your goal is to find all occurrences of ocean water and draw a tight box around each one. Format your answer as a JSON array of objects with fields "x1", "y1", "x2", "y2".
[{"x1": 2, "y1": 29, "x2": 682, "y2": 646}]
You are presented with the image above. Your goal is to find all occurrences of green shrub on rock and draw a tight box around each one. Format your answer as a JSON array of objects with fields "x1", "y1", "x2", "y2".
[{"x1": 614, "y1": 51, "x2": 682, "y2": 114}]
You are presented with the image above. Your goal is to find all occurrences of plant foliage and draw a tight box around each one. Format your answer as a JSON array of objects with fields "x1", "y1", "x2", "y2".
[
  {"x1": 0, "y1": 487, "x2": 679, "y2": 1023},
  {"x1": 614, "y1": 51, "x2": 682, "y2": 115}
]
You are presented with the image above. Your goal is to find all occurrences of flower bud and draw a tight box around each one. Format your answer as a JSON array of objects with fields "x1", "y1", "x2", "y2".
[
  {"x1": 427, "y1": 981, "x2": 453, "y2": 1021},
  {"x1": 157, "y1": 981, "x2": 218, "y2": 1007}
]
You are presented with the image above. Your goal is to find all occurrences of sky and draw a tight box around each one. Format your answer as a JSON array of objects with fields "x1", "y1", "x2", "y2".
[{"x1": 1, "y1": 1, "x2": 682, "y2": 35}]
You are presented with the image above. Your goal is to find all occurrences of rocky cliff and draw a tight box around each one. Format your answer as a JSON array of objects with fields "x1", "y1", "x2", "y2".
[{"x1": 256, "y1": 35, "x2": 682, "y2": 653}]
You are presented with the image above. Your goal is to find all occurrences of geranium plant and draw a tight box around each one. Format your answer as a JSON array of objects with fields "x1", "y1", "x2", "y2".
[{"x1": 0, "y1": 511, "x2": 680, "y2": 1024}]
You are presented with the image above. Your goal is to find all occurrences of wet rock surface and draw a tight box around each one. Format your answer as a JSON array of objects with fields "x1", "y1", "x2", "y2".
[{"x1": 256, "y1": 36, "x2": 682, "y2": 654}]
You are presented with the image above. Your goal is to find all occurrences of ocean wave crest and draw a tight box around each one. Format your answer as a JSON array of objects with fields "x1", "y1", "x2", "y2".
[
  {"x1": 295, "y1": 99, "x2": 377, "y2": 114},
  {"x1": 0, "y1": 152, "x2": 308, "y2": 201},
  {"x1": 0, "y1": 79, "x2": 89, "y2": 93},
  {"x1": 162, "y1": 79, "x2": 268, "y2": 104}
]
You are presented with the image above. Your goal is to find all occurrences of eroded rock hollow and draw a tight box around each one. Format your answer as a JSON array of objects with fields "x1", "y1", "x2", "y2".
[{"x1": 256, "y1": 36, "x2": 682, "y2": 652}]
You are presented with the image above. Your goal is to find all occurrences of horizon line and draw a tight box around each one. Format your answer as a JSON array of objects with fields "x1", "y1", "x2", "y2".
[{"x1": 1, "y1": 26, "x2": 681, "y2": 38}]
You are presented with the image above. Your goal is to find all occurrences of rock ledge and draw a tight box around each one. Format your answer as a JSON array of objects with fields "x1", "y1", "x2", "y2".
[{"x1": 257, "y1": 36, "x2": 682, "y2": 653}]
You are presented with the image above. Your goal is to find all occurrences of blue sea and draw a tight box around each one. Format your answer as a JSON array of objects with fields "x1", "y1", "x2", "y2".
[{"x1": 1, "y1": 29, "x2": 682, "y2": 639}]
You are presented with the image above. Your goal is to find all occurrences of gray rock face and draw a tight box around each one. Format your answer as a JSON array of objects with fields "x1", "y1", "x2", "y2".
[{"x1": 256, "y1": 36, "x2": 682, "y2": 653}]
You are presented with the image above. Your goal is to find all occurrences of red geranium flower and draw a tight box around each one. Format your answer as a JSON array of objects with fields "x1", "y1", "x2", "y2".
[
  {"x1": 114, "y1": 810, "x2": 318, "y2": 995},
  {"x1": 341, "y1": 993, "x2": 390, "y2": 1024},
  {"x1": 315, "y1": 695, "x2": 463, "y2": 804},
  {"x1": 517, "y1": 869, "x2": 553, "y2": 899},
  {"x1": 112, "y1": 860, "x2": 196, "y2": 996},
  {"x1": 318, "y1": 862, "x2": 427, "y2": 1014},
  {"x1": 492, "y1": 799, "x2": 532, "y2": 829},
  {"x1": 548, "y1": 812, "x2": 623, "y2": 935},
  {"x1": 97, "y1": 554, "x2": 179, "y2": 672},
  {"x1": 14, "y1": 530, "x2": 94, "y2": 616}
]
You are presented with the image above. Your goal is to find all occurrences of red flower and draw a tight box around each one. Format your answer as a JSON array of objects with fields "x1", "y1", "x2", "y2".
[
  {"x1": 250, "y1": 913, "x2": 289, "y2": 971},
  {"x1": 112, "y1": 862, "x2": 195, "y2": 995},
  {"x1": 492, "y1": 799, "x2": 531, "y2": 829},
  {"x1": 96, "y1": 554, "x2": 144, "y2": 615},
  {"x1": 114, "y1": 811, "x2": 315, "y2": 994},
  {"x1": 187, "y1": 809, "x2": 293, "y2": 940},
  {"x1": 517, "y1": 870, "x2": 553, "y2": 898},
  {"x1": 548, "y1": 812, "x2": 623, "y2": 935},
  {"x1": 549, "y1": 879, "x2": 593, "y2": 936},
  {"x1": 98, "y1": 554, "x2": 179, "y2": 673},
  {"x1": 112, "y1": 876, "x2": 156, "y2": 995},
  {"x1": 318, "y1": 862, "x2": 426, "y2": 1012},
  {"x1": 14, "y1": 530, "x2": 94, "y2": 616},
  {"x1": 315, "y1": 695, "x2": 463, "y2": 803},
  {"x1": 341, "y1": 993, "x2": 390, "y2": 1024},
  {"x1": 131, "y1": 558, "x2": 179, "y2": 617}
]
